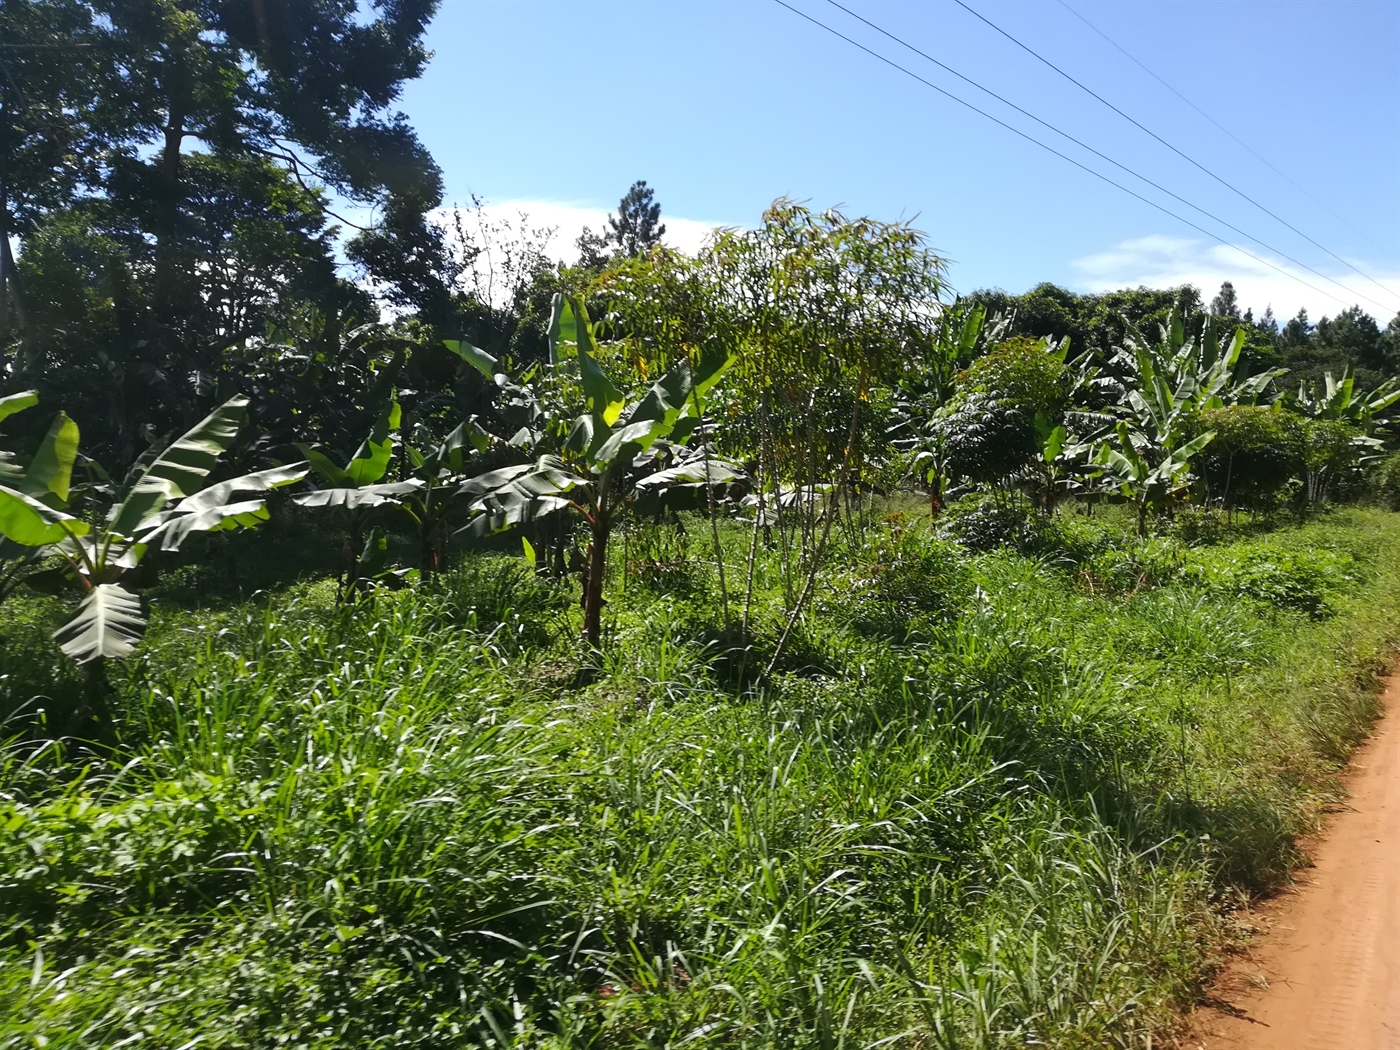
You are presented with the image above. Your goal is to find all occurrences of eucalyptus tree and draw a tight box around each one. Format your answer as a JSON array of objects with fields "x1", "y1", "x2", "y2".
[
  {"x1": 595, "y1": 246, "x2": 741, "y2": 623},
  {"x1": 704, "y1": 201, "x2": 947, "y2": 654}
]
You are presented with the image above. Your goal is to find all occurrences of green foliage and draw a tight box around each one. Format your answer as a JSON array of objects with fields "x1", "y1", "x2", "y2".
[
  {"x1": 432, "y1": 555, "x2": 569, "y2": 651},
  {"x1": 823, "y1": 524, "x2": 968, "y2": 639},
  {"x1": 1371, "y1": 451, "x2": 1400, "y2": 510},
  {"x1": 936, "y1": 493, "x2": 1040, "y2": 552},
  {"x1": 1, "y1": 509, "x2": 1399, "y2": 1045},
  {"x1": 1193, "y1": 405, "x2": 1305, "y2": 510},
  {"x1": 1184, "y1": 545, "x2": 1360, "y2": 618},
  {"x1": 938, "y1": 335, "x2": 1069, "y2": 486}
]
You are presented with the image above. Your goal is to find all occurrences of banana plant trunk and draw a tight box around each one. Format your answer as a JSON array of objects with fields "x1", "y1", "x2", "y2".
[{"x1": 583, "y1": 510, "x2": 610, "y2": 648}]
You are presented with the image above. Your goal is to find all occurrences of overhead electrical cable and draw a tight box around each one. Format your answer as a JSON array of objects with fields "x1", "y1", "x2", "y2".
[
  {"x1": 821, "y1": 0, "x2": 1393, "y2": 315},
  {"x1": 1057, "y1": 0, "x2": 1390, "y2": 258},
  {"x1": 951, "y1": 0, "x2": 1400, "y2": 309},
  {"x1": 769, "y1": 0, "x2": 1353, "y2": 310}
]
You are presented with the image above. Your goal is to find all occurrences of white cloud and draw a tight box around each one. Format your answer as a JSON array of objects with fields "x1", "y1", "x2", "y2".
[
  {"x1": 439, "y1": 198, "x2": 723, "y2": 267},
  {"x1": 1070, "y1": 235, "x2": 1400, "y2": 323}
]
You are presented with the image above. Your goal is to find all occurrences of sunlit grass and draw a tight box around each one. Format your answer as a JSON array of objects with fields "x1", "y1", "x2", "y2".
[{"x1": 1, "y1": 507, "x2": 1397, "y2": 1047}]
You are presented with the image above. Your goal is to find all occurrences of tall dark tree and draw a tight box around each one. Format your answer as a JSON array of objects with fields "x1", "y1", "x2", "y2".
[
  {"x1": 1211, "y1": 280, "x2": 1240, "y2": 319},
  {"x1": 1315, "y1": 306, "x2": 1385, "y2": 372},
  {"x1": 607, "y1": 180, "x2": 666, "y2": 258},
  {"x1": 1, "y1": 0, "x2": 445, "y2": 464},
  {"x1": 1280, "y1": 308, "x2": 1311, "y2": 348}
]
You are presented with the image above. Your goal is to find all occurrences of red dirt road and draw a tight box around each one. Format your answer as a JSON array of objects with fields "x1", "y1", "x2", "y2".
[{"x1": 1191, "y1": 677, "x2": 1400, "y2": 1050}]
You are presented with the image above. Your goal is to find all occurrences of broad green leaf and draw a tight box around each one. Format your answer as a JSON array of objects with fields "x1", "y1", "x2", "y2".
[
  {"x1": 521, "y1": 536, "x2": 537, "y2": 568},
  {"x1": 1366, "y1": 387, "x2": 1400, "y2": 414},
  {"x1": 147, "y1": 500, "x2": 271, "y2": 551},
  {"x1": 565, "y1": 414, "x2": 598, "y2": 455},
  {"x1": 346, "y1": 399, "x2": 401, "y2": 486},
  {"x1": 1168, "y1": 308, "x2": 1184, "y2": 352},
  {"x1": 593, "y1": 417, "x2": 670, "y2": 465},
  {"x1": 357, "y1": 527, "x2": 393, "y2": 579},
  {"x1": 296, "y1": 444, "x2": 354, "y2": 488},
  {"x1": 1223, "y1": 328, "x2": 1245, "y2": 371},
  {"x1": 138, "y1": 464, "x2": 307, "y2": 550},
  {"x1": 0, "y1": 484, "x2": 89, "y2": 547},
  {"x1": 547, "y1": 294, "x2": 594, "y2": 368},
  {"x1": 957, "y1": 303, "x2": 986, "y2": 355},
  {"x1": 634, "y1": 458, "x2": 745, "y2": 490},
  {"x1": 292, "y1": 480, "x2": 422, "y2": 510},
  {"x1": 23, "y1": 411, "x2": 80, "y2": 502},
  {"x1": 427, "y1": 420, "x2": 490, "y2": 475},
  {"x1": 174, "y1": 463, "x2": 309, "y2": 516},
  {"x1": 53, "y1": 583, "x2": 146, "y2": 664},
  {"x1": 0, "y1": 390, "x2": 39, "y2": 425},
  {"x1": 443, "y1": 339, "x2": 499, "y2": 380},
  {"x1": 578, "y1": 348, "x2": 625, "y2": 426},
  {"x1": 463, "y1": 493, "x2": 574, "y2": 537},
  {"x1": 1042, "y1": 425, "x2": 1066, "y2": 464},
  {"x1": 1172, "y1": 430, "x2": 1215, "y2": 460},
  {"x1": 110, "y1": 396, "x2": 249, "y2": 536}
]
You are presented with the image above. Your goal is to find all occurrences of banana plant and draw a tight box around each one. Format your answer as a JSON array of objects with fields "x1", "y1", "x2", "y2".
[
  {"x1": 1294, "y1": 366, "x2": 1400, "y2": 432},
  {"x1": 0, "y1": 395, "x2": 306, "y2": 734},
  {"x1": 292, "y1": 397, "x2": 423, "y2": 596},
  {"x1": 0, "y1": 391, "x2": 80, "y2": 603},
  {"x1": 1114, "y1": 307, "x2": 1284, "y2": 416},
  {"x1": 889, "y1": 300, "x2": 1011, "y2": 514},
  {"x1": 1092, "y1": 420, "x2": 1214, "y2": 535},
  {"x1": 459, "y1": 295, "x2": 739, "y2": 647},
  {"x1": 399, "y1": 416, "x2": 492, "y2": 576},
  {"x1": 1290, "y1": 368, "x2": 1400, "y2": 506}
]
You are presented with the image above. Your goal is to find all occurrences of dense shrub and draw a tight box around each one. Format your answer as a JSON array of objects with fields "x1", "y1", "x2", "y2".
[
  {"x1": 432, "y1": 555, "x2": 569, "y2": 650},
  {"x1": 1193, "y1": 405, "x2": 1304, "y2": 511},
  {"x1": 937, "y1": 337, "x2": 1068, "y2": 485},
  {"x1": 1370, "y1": 451, "x2": 1400, "y2": 510},
  {"x1": 1301, "y1": 418, "x2": 1364, "y2": 505},
  {"x1": 1184, "y1": 546, "x2": 1360, "y2": 617},
  {"x1": 824, "y1": 527, "x2": 968, "y2": 639},
  {"x1": 936, "y1": 493, "x2": 1039, "y2": 552}
]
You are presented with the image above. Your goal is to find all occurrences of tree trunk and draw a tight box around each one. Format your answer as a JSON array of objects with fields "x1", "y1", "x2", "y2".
[
  {"x1": 0, "y1": 157, "x2": 8, "y2": 358},
  {"x1": 692, "y1": 380, "x2": 730, "y2": 630},
  {"x1": 67, "y1": 659, "x2": 116, "y2": 747},
  {"x1": 583, "y1": 513, "x2": 610, "y2": 648}
]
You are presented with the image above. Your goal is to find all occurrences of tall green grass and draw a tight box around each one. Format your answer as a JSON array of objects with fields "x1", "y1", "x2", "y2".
[{"x1": 1, "y1": 507, "x2": 1396, "y2": 1047}]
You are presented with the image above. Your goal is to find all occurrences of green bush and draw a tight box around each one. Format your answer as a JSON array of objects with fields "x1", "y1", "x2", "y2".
[
  {"x1": 937, "y1": 337, "x2": 1068, "y2": 485},
  {"x1": 1184, "y1": 546, "x2": 1360, "y2": 617},
  {"x1": 824, "y1": 527, "x2": 968, "y2": 639},
  {"x1": 1193, "y1": 405, "x2": 1304, "y2": 511},
  {"x1": 432, "y1": 555, "x2": 569, "y2": 650},
  {"x1": 1301, "y1": 418, "x2": 1363, "y2": 505},
  {"x1": 1371, "y1": 451, "x2": 1400, "y2": 510},
  {"x1": 936, "y1": 493, "x2": 1038, "y2": 552}
]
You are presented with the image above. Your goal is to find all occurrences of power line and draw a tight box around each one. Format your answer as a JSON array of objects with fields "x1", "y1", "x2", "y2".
[
  {"x1": 769, "y1": 0, "x2": 1354, "y2": 311},
  {"x1": 821, "y1": 0, "x2": 1394, "y2": 316},
  {"x1": 951, "y1": 0, "x2": 1400, "y2": 310},
  {"x1": 1056, "y1": 0, "x2": 1391, "y2": 259}
]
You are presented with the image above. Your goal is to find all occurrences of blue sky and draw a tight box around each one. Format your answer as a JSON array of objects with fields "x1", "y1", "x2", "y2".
[{"x1": 393, "y1": 0, "x2": 1400, "y2": 324}]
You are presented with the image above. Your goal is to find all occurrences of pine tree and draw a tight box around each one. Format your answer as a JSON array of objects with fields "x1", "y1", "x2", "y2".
[
  {"x1": 1211, "y1": 280, "x2": 1241, "y2": 319},
  {"x1": 607, "y1": 181, "x2": 666, "y2": 258}
]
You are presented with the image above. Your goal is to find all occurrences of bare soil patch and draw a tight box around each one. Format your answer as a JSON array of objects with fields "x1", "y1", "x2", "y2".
[{"x1": 1189, "y1": 676, "x2": 1400, "y2": 1050}]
